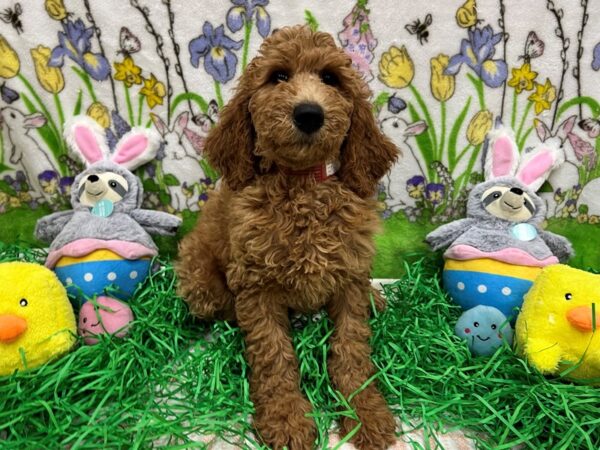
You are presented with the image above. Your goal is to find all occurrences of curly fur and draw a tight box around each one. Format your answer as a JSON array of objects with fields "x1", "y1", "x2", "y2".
[{"x1": 176, "y1": 25, "x2": 399, "y2": 450}]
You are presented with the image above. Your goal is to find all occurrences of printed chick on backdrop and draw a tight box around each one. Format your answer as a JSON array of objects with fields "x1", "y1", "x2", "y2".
[
  {"x1": 35, "y1": 116, "x2": 181, "y2": 344},
  {"x1": 426, "y1": 126, "x2": 574, "y2": 356}
]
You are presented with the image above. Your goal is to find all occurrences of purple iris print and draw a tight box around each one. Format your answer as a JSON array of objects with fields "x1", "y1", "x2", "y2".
[
  {"x1": 226, "y1": 0, "x2": 271, "y2": 38},
  {"x1": 49, "y1": 19, "x2": 110, "y2": 81},
  {"x1": 425, "y1": 183, "x2": 445, "y2": 205},
  {"x1": 445, "y1": 25, "x2": 508, "y2": 88},
  {"x1": 189, "y1": 22, "x2": 243, "y2": 84},
  {"x1": 592, "y1": 42, "x2": 600, "y2": 71}
]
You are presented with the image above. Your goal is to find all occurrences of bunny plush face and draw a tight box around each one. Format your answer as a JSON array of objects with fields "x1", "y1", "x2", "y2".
[
  {"x1": 63, "y1": 115, "x2": 159, "y2": 212},
  {"x1": 77, "y1": 171, "x2": 129, "y2": 207},
  {"x1": 481, "y1": 184, "x2": 537, "y2": 222},
  {"x1": 466, "y1": 127, "x2": 564, "y2": 224}
]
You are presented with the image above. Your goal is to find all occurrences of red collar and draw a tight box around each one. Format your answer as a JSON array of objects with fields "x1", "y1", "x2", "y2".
[{"x1": 281, "y1": 161, "x2": 339, "y2": 183}]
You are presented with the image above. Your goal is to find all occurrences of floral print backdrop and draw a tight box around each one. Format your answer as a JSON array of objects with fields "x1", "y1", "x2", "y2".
[{"x1": 0, "y1": 0, "x2": 599, "y2": 275}]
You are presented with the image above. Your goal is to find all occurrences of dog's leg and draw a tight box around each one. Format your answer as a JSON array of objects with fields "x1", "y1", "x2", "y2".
[
  {"x1": 176, "y1": 235, "x2": 235, "y2": 321},
  {"x1": 236, "y1": 289, "x2": 316, "y2": 450},
  {"x1": 327, "y1": 281, "x2": 396, "y2": 450}
]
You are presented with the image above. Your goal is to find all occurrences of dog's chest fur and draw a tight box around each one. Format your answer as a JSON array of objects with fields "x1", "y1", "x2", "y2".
[{"x1": 226, "y1": 176, "x2": 379, "y2": 310}]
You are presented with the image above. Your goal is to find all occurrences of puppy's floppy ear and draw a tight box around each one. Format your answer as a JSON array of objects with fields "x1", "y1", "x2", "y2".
[
  {"x1": 338, "y1": 85, "x2": 399, "y2": 198},
  {"x1": 204, "y1": 86, "x2": 255, "y2": 191}
]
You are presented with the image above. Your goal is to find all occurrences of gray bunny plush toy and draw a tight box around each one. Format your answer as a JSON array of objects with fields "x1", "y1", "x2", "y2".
[
  {"x1": 426, "y1": 126, "x2": 573, "y2": 355},
  {"x1": 35, "y1": 115, "x2": 182, "y2": 344}
]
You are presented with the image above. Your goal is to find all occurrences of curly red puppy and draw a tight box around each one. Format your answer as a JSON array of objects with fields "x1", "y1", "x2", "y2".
[{"x1": 176, "y1": 25, "x2": 400, "y2": 450}]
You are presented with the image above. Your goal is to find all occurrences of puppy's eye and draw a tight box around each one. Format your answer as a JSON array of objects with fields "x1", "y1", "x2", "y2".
[
  {"x1": 269, "y1": 70, "x2": 289, "y2": 83},
  {"x1": 320, "y1": 71, "x2": 339, "y2": 87},
  {"x1": 491, "y1": 324, "x2": 497, "y2": 330},
  {"x1": 474, "y1": 322, "x2": 479, "y2": 327},
  {"x1": 109, "y1": 181, "x2": 117, "y2": 188}
]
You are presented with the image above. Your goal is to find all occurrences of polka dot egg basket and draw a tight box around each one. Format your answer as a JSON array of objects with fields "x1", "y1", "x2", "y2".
[
  {"x1": 54, "y1": 249, "x2": 151, "y2": 304},
  {"x1": 443, "y1": 258, "x2": 542, "y2": 320}
]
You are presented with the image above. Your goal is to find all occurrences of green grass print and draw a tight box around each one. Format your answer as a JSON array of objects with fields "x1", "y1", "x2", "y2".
[{"x1": 2, "y1": 244, "x2": 600, "y2": 448}]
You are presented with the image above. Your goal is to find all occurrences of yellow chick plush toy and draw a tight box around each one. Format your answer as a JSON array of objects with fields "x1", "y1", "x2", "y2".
[
  {"x1": 0, "y1": 262, "x2": 77, "y2": 376},
  {"x1": 516, "y1": 264, "x2": 600, "y2": 381}
]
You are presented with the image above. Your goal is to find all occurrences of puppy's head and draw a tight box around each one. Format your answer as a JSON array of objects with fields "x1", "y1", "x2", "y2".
[{"x1": 205, "y1": 25, "x2": 398, "y2": 197}]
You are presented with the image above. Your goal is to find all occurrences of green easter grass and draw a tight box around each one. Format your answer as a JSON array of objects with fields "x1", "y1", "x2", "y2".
[{"x1": 1, "y1": 244, "x2": 600, "y2": 449}]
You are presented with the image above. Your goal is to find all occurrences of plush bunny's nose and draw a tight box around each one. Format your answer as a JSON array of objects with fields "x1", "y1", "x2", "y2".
[
  {"x1": 87, "y1": 175, "x2": 99, "y2": 183},
  {"x1": 293, "y1": 103, "x2": 324, "y2": 134},
  {"x1": 510, "y1": 187, "x2": 524, "y2": 195}
]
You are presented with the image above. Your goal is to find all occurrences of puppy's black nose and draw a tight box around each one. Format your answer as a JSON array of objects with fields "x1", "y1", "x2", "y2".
[
  {"x1": 510, "y1": 187, "x2": 523, "y2": 195},
  {"x1": 293, "y1": 103, "x2": 324, "y2": 134},
  {"x1": 87, "y1": 175, "x2": 99, "y2": 183}
]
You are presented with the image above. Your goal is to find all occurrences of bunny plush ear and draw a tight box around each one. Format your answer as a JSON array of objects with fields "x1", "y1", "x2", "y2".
[
  {"x1": 111, "y1": 127, "x2": 160, "y2": 171},
  {"x1": 64, "y1": 115, "x2": 110, "y2": 166},
  {"x1": 485, "y1": 127, "x2": 520, "y2": 180},
  {"x1": 515, "y1": 143, "x2": 565, "y2": 191}
]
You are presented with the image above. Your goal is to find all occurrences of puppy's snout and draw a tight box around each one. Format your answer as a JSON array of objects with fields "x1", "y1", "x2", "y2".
[
  {"x1": 87, "y1": 175, "x2": 100, "y2": 183},
  {"x1": 293, "y1": 103, "x2": 324, "y2": 134},
  {"x1": 510, "y1": 187, "x2": 523, "y2": 195}
]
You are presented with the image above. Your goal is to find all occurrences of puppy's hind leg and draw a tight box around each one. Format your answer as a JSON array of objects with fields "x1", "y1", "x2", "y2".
[{"x1": 175, "y1": 230, "x2": 235, "y2": 322}]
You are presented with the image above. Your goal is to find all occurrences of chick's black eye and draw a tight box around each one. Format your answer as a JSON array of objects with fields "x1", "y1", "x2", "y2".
[
  {"x1": 565, "y1": 293, "x2": 572, "y2": 300},
  {"x1": 491, "y1": 324, "x2": 497, "y2": 330},
  {"x1": 320, "y1": 71, "x2": 339, "y2": 86},
  {"x1": 20, "y1": 298, "x2": 28, "y2": 307},
  {"x1": 474, "y1": 322, "x2": 479, "y2": 327},
  {"x1": 269, "y1": 70, "x2": 289, "y2": 83}
]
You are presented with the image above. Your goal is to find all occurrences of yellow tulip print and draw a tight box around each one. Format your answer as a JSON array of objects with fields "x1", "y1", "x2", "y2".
[
  {"x1": 31, "y1": 45, "x2": 65, "y2": 94},
  {"x1": 466, "y1": 110, "x2": 493, "y2": 146},
  {"x1": 0, "y1": 34, "x2": 20, "y2": 79},
  {"x1": 378, "y1": 45, "x2": 414, "y2": 89},
  {"x1": 86, "y1": 102, "x2": 111, "y2": 128},
  {"x1": 430, "y1": 54, "x2": 455, "y2": 102}
]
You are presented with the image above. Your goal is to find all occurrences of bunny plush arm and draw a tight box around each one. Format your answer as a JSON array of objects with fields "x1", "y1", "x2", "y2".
[
  {"x1": 425, "y1": 218, "x2": 478, "y2": 251},
  {"x1": 130, "y1": 209, "x2": 182, "y2": 236},
  {"x1": 34, "y1": 210, "x2": 75, "y2": 243},
  {"x1": 539, "y1": 230, "x2": 574, "y2": 262}
]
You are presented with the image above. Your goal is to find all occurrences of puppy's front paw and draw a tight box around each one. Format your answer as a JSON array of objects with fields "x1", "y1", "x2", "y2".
[
  {"x1": 254, "y1": 394, "x2": 316, "y2": 450},
  {"x1": 340, "y1": 389, "x2": 396, "y2": 450}
]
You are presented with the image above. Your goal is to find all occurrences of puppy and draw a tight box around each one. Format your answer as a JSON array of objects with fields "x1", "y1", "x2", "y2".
[{"x1": 177, "y1": 25, "x2": 400, "y2": 450}]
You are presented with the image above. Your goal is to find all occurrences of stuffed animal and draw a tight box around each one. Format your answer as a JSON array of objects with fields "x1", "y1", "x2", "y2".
[
  {"x1": 0, "y1": 262, "x2": 76, "y2": 376},
  {"x1": 426, "y1": 127, "x2": 573, "y2": 320},
  {"x1": 35, "y1": 116, "x2": 182, "y2": 343},
  {"x1": 516, "y1": 265, "x2": 600, "y2": 381},
  {"x1": 455, "y1": 305, "x2": 513, "y2": 356}
]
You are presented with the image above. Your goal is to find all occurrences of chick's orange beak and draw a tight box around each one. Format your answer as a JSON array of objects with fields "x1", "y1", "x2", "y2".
[
  {"x1": 0, "y1": 314, "x2": 28, "y2": 342},
  {"x1": 567, "y1": 306, "x2": 600, "y2": 332}
]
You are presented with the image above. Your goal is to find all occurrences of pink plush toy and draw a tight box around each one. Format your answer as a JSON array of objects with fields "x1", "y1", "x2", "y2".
[{"x1": 78, "y1": 296, "x2": 134, "y2": 345}]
